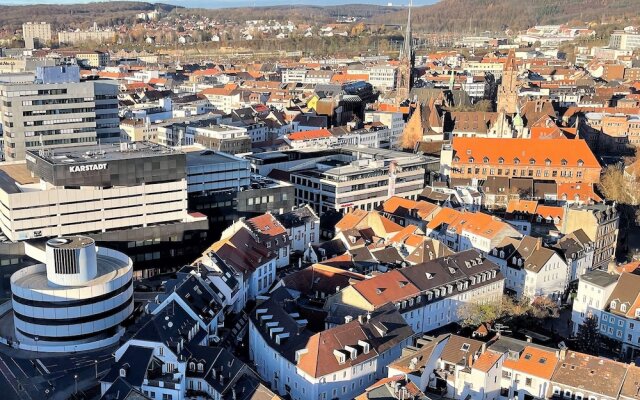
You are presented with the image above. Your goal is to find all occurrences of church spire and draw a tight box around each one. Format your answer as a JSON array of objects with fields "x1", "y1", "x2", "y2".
[
  {"x1": 395, "y1": 0, "x2": 414, "y2": 106},
  {"x1": 403, "y1": 0, "x2": 412, "y2": 59}
]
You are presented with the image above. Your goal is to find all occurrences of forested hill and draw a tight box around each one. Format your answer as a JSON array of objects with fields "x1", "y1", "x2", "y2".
[
  {"x1": 0, "y1": 2, "x2": 177, "y2": 30},
  {"x1": 371, "y1": 0, "x2": 640, "y2": 33}
]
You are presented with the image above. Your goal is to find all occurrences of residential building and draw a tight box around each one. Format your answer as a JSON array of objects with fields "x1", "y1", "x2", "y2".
[
  {"x1": 76, "y1": 51, "x2": 110, "y2": 68},
  {"x1": 364, "y1": 110, "x2": 405, "y2": 149},
  {"x1": 274, "y1": 205, "x2": 320, "y2": 253},
  {"x1": 571, "y1": 270, "x2": 618, "y2": 335},
  {"x1": 561, "y1": 203, "x2": 619, "y2": 270},
  {"x1": 547, "y1": 350, "x2": 627, "y2": 400},
  {"x1": 58, "y1": 30, "x2": 115, "y2": 46},
  {"x1": 325, "y1": 249, "x2": 504, "y2": 334},
  {"x1": 249, "y1": 287, "x2": 415, "y2": 400},
  {"x1": 284, "y1": 129, "x2": 338, "y2": 149},
  {"x1": 222, "y1": 212, "x2": 291, "y2": 269},
  {"x1": 426, "y1": 209, "x2": 522, "y2": 254},
  {"x1": 200, "y1": 222, "x2": 278, "y2": 312},
  {"x1": 489, "y1": 236, "x2": 569, "y2": 301},
  {"x1": 192, "y1": 124, "x2": 252, "y2": 154},
  {"x1": 22, "y1": 22, "x2": 52, "y2": 49}
]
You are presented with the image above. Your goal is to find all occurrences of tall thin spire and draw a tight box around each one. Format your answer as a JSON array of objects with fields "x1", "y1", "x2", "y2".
[
  {"x1": 395, "y1": 0, "x2": 414, "y2": 106},
  {"x1": 403, "y1": 0, "x2": 413, "y2": 59}
]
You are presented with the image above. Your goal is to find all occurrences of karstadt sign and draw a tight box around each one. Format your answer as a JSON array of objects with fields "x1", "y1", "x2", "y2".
[{"x1": 69, "y1": 163, "x2": 108, "y2": 173}]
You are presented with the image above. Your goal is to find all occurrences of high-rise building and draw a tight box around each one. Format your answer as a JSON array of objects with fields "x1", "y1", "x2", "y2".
[
  {"x1": 496, "y1": 49, "x2": 520, "y2": 114},
  {"x1": 0, "y1": 65, "x2": 119, "y2": 160},
  {"x1": 395, "y1": 0, "x2": 414, "y2": 105},
  {"x1": 22, "y1": 22, "x2": 52, "y2": 49}
]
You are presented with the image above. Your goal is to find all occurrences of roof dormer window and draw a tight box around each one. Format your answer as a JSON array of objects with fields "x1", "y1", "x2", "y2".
[
  {"x1": 611, "y1": 300, "x2": 617, "y2": 309},
  {"x1": 483, "y1": 157, "x2": 489, "y2": 164},
  {"x1": 514, "y1": 158, "x2": 520, "y2": 165},
  {"x1": 545, "y1": 158, "x2": 551, "y2": 166},
  {"x1": 561, "y1": 159, "x2": 568, "y2": 166},
  {"x1": 498, "y1": 157, "x2": 504, "y2": 164}
]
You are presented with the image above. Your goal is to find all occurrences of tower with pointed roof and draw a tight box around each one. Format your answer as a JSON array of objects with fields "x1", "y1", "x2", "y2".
[
  {"x1": 496, "y1": 49, "x2": 519, "y2": 115},
  {"x1": 395, "y1": 0, "x2": 414, "y2": 106}
]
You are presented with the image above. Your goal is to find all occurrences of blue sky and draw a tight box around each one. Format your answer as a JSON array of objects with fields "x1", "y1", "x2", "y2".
[{"x1": 0, "y1": 0, "x2": 438, "y2": 7}]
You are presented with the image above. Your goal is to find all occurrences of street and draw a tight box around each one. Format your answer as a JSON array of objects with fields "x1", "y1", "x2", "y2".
[{"x1": 0, "y1": 344, "x2": 116, "y2": 400}]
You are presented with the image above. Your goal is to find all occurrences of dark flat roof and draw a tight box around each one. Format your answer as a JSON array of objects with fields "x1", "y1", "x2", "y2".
[{"x1": 29, "y1": 141, "x2": 180, "y2": 165}]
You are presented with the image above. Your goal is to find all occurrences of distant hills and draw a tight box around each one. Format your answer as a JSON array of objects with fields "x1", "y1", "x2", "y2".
[
  {"x1": 0, "y1": 1, "x2": 401, "y2": 31},
  {"x1": 0, "y1": 2, "x2": 177, "y2": 30},
  {"x1": 1, "y1": 0, "x2": 638, "y2": 35},
  {"x1": 373, "y1": 0, "x2": 640, "y2": 33}
]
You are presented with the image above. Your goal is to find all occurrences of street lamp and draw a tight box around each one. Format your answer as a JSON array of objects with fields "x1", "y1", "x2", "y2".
[
  {"x1": 34, "y1": 336, "x2": 39, "y2": 357},
  {"x1": 95, "y1": 360, "x2": 98, "y2": 378},
  {"x1": 74, "y1": 374, "x2": 78, "y2": 395}
]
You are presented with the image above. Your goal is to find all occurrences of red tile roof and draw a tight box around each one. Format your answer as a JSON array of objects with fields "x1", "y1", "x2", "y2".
[
  {"x1": 287, "y1": 129, "x2": 333, "y2": 141},
  {"x1": 451, "y1": 137, "x2": 600, "y2": 169}
]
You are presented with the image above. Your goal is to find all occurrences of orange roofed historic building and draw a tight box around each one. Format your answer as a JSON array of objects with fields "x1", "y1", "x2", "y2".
[{"x1": 441, "y1": 137, "x2": 601, "y2": 184}]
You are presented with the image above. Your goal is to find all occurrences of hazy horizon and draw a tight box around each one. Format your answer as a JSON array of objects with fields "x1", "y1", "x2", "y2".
[{"x1": 0, "y1": 0, "x2": 439, "y2": 7}]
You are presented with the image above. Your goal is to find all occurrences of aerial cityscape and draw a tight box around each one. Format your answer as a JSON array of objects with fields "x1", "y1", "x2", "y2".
[{"x1": 0, "y1": 0, "x2": 638, "y2": 399}]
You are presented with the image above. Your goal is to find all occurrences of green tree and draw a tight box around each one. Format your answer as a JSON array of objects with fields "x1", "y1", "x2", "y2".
[{"x1": 575, "y1": 315, "x2": 601, "y2": 356}]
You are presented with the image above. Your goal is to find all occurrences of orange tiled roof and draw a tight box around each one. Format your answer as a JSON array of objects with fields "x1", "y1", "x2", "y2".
[
  {"x1": 503, "y1": 346, "x2": 558, "y2": 379},
  {"x1": 331, "y1": 73, "x2": 369, "y2": 83},
  {"x1": 287, "y1": 129, "x2": 333, "y2": 141},
  {"x1": 382, "y1": 196, "x2": 439, "y2": 220},
  {"x1": 451, "y1": 137, "x2": 600, "y2": 169},
  {"x1": 536, "y1": 205, "x2": 565, "y2": 220},
  {"x1": 352, "y1": 269, "x2": 420, "y2": 307},
  {"x1": 473, "y1": 351, "x2": 502, "y2": 373},
  {"x1": 557, "y1": 183, "x2": 602, "y2": 202},
  {"x1": 506, "y1": 199, "x2": 538, "y2": 214}
]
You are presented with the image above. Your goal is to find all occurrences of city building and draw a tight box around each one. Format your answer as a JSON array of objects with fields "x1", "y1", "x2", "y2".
[
  {"x1": 58, "y1": 30, "x2": 115, "y2": 46},
  {"x1": 249, "y1": 287, "x2": 415, "y2": 400},
  {"x1": 10, "y1": 236, "x2": 133, "y2": 352},
  {"x1": 274, "y1": 205, "x2": 320, "y2": 253},
  {"x1": 325, "y1": 249, "x2": 504, "y2": 334},
  {"x1": 0, "y1": 65, "x2": 120, "y2": 160},
  {"x1": 561, "y1": 203, "x2": 619, "y2": 270},
  {"x1": 571, "y1": 269, "x2": 618, "y2": 335},
  {"x1": 76, "y1": 51, "x2": 110, "y2": 68},
  {"x1": 0, "y1": 142, "x2": 209, "y2": 276},
  {"x1": 289, "y1": 146, "x2": 437, "y2": 214},
  {"x1": 489, "y1": 236, "x2": 569, "y2": 301},
  {"x1": 22, "y1": 22, "x2": 52, "y2": 49},
  {"x1": 609, "y1": 30, "x2": 640, "y2": 51},
  {"x1": 193, "y1": 124, "x2": 252, "y2": 155},
  {"x1": 441, "y1": 137, "x2": 601, "y2": 184}
]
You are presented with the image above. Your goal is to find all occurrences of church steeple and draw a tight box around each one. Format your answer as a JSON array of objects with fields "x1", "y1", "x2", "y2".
[
  {"x1": 496, "y1": 49, "x2": 519, "y2": 114},
  {"x1": 403, "y1": 0, "x2": 412, "y2": 59},
  {"x1": 395, "y1": 0, "x2": 414, "y2": 106}
]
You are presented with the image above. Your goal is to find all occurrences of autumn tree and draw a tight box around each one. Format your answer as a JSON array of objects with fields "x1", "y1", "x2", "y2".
[
  {"x1": 599, "y1": 165, "x2": 639, "y2": 206},
  {"x1": 458, "y1": 295, "x2": 530, "y2": 328}
]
